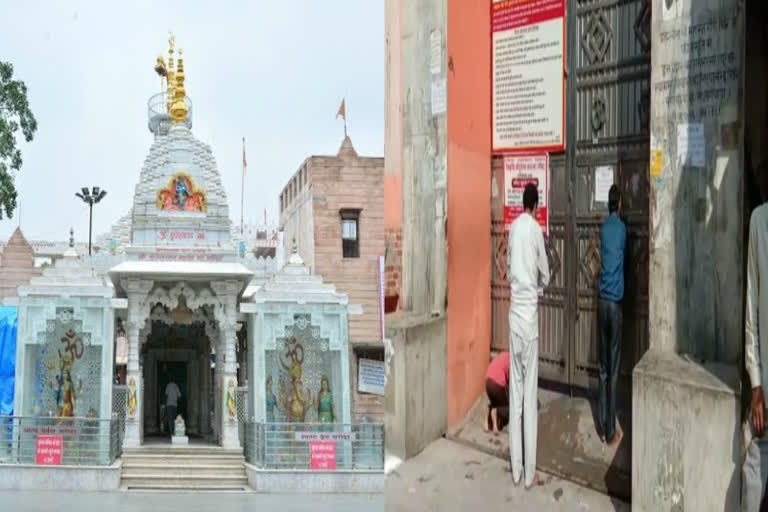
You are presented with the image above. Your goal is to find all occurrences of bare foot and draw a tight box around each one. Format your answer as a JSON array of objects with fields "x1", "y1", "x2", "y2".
[
  {"x1": 609, "y1": 423, "x2": 623, "y2": 448},
  {"x1": 483, "y1": 412, "x2": 490, "y2": 433},
  {"x1": 491, "y1": 408, "x2": 499, "y2": 434},
  {"x1": 525, "y1": 472, "x2": 541, "y2": 490}
]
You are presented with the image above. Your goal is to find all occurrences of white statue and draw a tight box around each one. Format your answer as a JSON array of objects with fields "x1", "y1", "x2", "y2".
[{"x1": 174, "y1": 414, "x2": 186, "y2": 437}]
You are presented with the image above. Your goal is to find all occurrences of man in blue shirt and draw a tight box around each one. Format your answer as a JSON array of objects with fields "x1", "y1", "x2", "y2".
[{"x1": 598, "y1": 184, "x2": 627, "y2": 447}]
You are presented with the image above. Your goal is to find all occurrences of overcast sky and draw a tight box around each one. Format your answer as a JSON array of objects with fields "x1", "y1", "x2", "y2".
[{"x1": 0, "y1": 0, "x2": 384, "y2": 243}]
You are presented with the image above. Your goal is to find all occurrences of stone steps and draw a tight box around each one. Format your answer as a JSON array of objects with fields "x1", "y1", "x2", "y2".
[
  {"x1": 120, "y1": 445, "x2": 249, "y2": 491},
  {"x1": 122, "y1": 454, "x2": 244, "y2": 465},
  {"x1": 122, "y1": 464, "x2": 247, "y2": 478}
]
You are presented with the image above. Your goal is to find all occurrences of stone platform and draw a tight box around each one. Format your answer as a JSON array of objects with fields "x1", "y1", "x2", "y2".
[
  {"x1": 449, "y1": 386, "x2": 632, "y2": 501},
  {"x1": 0, "y1": 461, "x2": 122, "y2": 491},
  {"x1": 244, "y1": 465, "x2": 384, "y2": 494},
  {"x1": 632, "y1": 351, "x2": 740, "y2": 512}
]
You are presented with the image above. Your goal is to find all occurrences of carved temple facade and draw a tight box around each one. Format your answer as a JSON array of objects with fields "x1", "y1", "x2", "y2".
[{"x1": 6, "y1": 37, "x2": 354, "y2": 457}]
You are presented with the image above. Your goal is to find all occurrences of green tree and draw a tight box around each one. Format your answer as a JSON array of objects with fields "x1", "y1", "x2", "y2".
[{"x1": 0, "y1": 61, "x2": 37, "y2": 220}]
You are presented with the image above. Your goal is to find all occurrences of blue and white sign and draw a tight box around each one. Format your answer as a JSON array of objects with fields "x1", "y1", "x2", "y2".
[{"x1": 358, "y1": 358, "x2": 385, "y2": 396}]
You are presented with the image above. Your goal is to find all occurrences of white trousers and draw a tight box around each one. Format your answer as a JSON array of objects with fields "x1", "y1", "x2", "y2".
[
  {"x1": 743, "y1": 421, "x2": 768, "y2": 511},
  {"x1": 508, "y1": 321, "x2": 539, "y2": 487}
]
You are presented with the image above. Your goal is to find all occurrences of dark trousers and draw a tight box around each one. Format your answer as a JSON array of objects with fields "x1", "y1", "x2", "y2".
[
  {"x1": 166, "y1": 405, "x2": 177, "y2": 436},
  {"x1": 485, "y1": 378, "x2": 509, "y2": 430},
  {"x1": 598, "y1": 298, "x2": 622, "y2": 442}
]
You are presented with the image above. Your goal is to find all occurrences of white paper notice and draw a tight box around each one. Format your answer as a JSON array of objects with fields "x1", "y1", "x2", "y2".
[
  {"x1": 594, "y1": 166, "x2": 614, "y2": 203},
  {"x1": 430, "y1": 30, "x2": 442, "y2": 75},
  {"x1": 431, "y1": 79, "x2": 446, "y2": 116},
  {"x1": 677, "y1": 123, "x2": 706, "y2": 168},
  {"x1": 358, "y1": 358, "x2": 385, "y2": 396}
]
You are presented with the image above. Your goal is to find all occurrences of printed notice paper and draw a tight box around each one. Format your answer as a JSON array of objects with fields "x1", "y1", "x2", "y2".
[
  {"x1": 431, "y1": 79, "x2": 446, "y2": 116},
  {"x1": 430, "y1": 30, "x2": 442, "y2": 74},
  {"x1": 677, "y1": 123, "x2": 705, "y2": 168},
  {"x1": 594, "y1": 166, "x2": 614, "y2": 203}
]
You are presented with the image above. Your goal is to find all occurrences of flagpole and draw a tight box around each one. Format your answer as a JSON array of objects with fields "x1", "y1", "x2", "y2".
[{"x1": 240, "y1": 137, "x2": 245, "y2": 235}]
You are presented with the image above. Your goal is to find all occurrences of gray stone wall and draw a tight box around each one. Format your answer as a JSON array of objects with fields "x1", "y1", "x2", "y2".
[
  {"x1": 399, "y1": 0, "x2": 447, "y2": 317},
  {"x1": 648, "y1": 0, "x2": 744, "y2": 364}
]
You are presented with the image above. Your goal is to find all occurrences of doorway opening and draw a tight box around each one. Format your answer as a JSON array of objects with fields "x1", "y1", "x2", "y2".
[
  {"x1": 157, "y1": 361, "x2": 187, "y2": 436},
  {"x1": 140, "y1": 301, "x2": 215, "y2": 444}
]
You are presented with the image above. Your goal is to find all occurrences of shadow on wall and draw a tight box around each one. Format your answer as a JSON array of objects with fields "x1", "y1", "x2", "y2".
[{"x1": 664, "y1": 0, "x2": 746, "y2": 508}]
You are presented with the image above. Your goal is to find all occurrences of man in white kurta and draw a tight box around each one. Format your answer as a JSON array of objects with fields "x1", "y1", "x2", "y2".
[
  {"x1": 743, "y1": 203, "x2": 768, "y2": 511},
  {"x1": 507, "y1": 183, "x2": 550, "y2": 489}
]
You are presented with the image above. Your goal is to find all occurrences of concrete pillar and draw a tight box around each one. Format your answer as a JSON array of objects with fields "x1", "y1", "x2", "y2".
[
  {"x1": 212, "y1": 280, "x2": 242, "y2": 450},
  {"x1": 122, "y1": 279, "x2": 153, "y2": 449},
  {"x1": 633, "y1": 1, "x2": 744, "y2": 510}
]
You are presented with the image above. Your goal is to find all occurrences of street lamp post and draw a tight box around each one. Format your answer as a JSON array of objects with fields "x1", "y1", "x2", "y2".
[{"x1": 75, "y1": 186, "x2": 107, "y2": 256}]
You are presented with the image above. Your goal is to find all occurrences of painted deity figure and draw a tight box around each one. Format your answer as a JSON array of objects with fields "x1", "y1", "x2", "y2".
[
  {"x1": 174, "y1": 176, "x2": 190, "y2": 210},
  {"x1": 288, "y1": 378, "x2": 313, "y2": 423},
  {"x1": 226, "y1": 379, "x2": 236, "y2": 419},
  {"x1": 128, "y1": 378, "x2": 137, "y2": 417},
  {"x1": 56, "y1": 370, "x2": 79, "y2": 417},
  {"x1": 265, "y1": 376, "x2": 279, "y2": 423},
  {"x1": 317, "y1": 375, "x2": 334, "y2": 424}
]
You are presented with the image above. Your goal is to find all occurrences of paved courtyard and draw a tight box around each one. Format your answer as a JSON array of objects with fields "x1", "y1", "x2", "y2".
[
  {"x1": 386, "y1": 438, "x2": 629, "y2": 512},
  {"x1": 0, "y1": 491, "x2": 384, "y2": 512}
]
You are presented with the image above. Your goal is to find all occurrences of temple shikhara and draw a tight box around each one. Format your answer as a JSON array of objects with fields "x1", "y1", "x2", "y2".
[{"x1": 0, "y1": 34, "x2": 383, "y2": 492}]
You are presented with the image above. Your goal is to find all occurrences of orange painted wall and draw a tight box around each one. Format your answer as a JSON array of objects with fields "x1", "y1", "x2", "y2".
[
  {"x1": 384, "y1": 0, "x2": 403, "y2": 307},
  {"x1": 384, "y1": 0, "x2": 402, "y2": 232},
  {"x1": 384, "y1": 175, "x2": 402, "y2": 230},
  {"x1": 446, "y1": 0, "x2": 492, "y2": 427}
]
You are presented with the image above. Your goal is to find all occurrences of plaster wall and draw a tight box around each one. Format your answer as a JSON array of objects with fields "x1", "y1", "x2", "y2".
[
  {"x1": 633, "y1": 0, "x2": 745, "y2": 509},
  {"x1": 445, "y1": 0, "x2": 492, "y2": 428},
  {"x1": 648, "y1": 0, "x2": 744, "y2": 364},
  {"x1": 385, "y1": 0, "x2": 404, "y2": 307},
  {"x1": 399, "y1": 0, "x2": 447, "y2": 317},
  {"x1": 385, "y1": 313, "x2": 446, "y2": 460}
]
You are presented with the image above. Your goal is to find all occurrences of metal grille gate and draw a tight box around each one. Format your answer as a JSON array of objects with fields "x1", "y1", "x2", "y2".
[{"x1": 491, "y1": 0, "x2": 650, "y2": 389}]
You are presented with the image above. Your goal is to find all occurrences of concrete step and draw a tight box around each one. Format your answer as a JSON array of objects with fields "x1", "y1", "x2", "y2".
[
  {"x1": 122, "y1": 455, "x2": 245, "y2": 466},
  {"x1": 121, "y1": 465, "x2": 246, "y2": 478},
  {"x1": 122, "y1": 447, "x2": 243, "y2": 457},
  {"x1": 123, "y1": 486, "x2": 250, "y2": 493},
  {"x1": 122, "y1": 484, "x2": 251, "y2": 492},
  {"x1": 121, "y1": 475, "x2": 249, "y2": 488},
  {"x1": 120, "y1": 445, "x2": 249, "y2": 491}
]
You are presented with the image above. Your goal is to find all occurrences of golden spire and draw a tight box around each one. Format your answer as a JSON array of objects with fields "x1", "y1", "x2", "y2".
[
  {"x1": 170, "y1": 47, "x2": 187, "y2": 124},
  {"x1": 166, "y1": 32, "x2": 176, "y2": 114}
]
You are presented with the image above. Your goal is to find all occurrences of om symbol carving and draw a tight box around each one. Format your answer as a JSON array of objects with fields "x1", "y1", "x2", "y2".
[{"x1": 60, "y1": 329, "x2": 84, "y2": 363}]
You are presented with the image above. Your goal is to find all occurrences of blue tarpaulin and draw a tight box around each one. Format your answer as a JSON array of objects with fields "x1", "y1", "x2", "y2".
[{"x1": 0, "y1": 307, "x2": 17, "y2": 416}]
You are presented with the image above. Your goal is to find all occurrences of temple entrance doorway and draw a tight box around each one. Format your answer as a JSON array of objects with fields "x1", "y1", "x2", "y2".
[
  {"x1": 156, "y1": 361, "x2": 187, "y2": 435},
  {"x1": 140, "y1": 300, "x2": 215, "y2": 444}
]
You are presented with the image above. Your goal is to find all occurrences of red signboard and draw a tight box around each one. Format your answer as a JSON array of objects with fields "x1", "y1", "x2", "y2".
[
  {"x1": 310, "y1": 441, "x2": 336, "y2": 470},
  {"x1": 35, "y1": 435, "x2": 63, "y2": 466},
  {"x1": 492, "y1": 0, "x2": 566, "y2": 153},
  {"x1": 503, "y1": 154, "x2": 549, "y2": 236}
]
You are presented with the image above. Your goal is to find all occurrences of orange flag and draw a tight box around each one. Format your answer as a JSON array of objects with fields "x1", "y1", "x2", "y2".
[{"x1": 336, "y1": 99, "x2": 346, "y2": 121}]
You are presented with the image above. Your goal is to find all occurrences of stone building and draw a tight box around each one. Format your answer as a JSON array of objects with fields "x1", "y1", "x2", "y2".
[
  {"x1": 279, "y1": 137, "x2": 385, "y2": 422},
  {"x1": 0, "y1": 35, "x2": 383, "y2": 492},
  {"x1": 0, "y1": 228, "x2": 41, "y2": 303}
]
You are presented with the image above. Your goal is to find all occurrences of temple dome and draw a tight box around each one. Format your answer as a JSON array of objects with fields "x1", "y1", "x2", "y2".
[{"x1": 129, "y1": 124, "x2": 232, "y2": 248}]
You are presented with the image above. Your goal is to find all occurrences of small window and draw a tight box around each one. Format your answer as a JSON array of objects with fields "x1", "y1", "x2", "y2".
[{"x1": 340, "y1": 209, "x2": 361, "y2": 258}]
